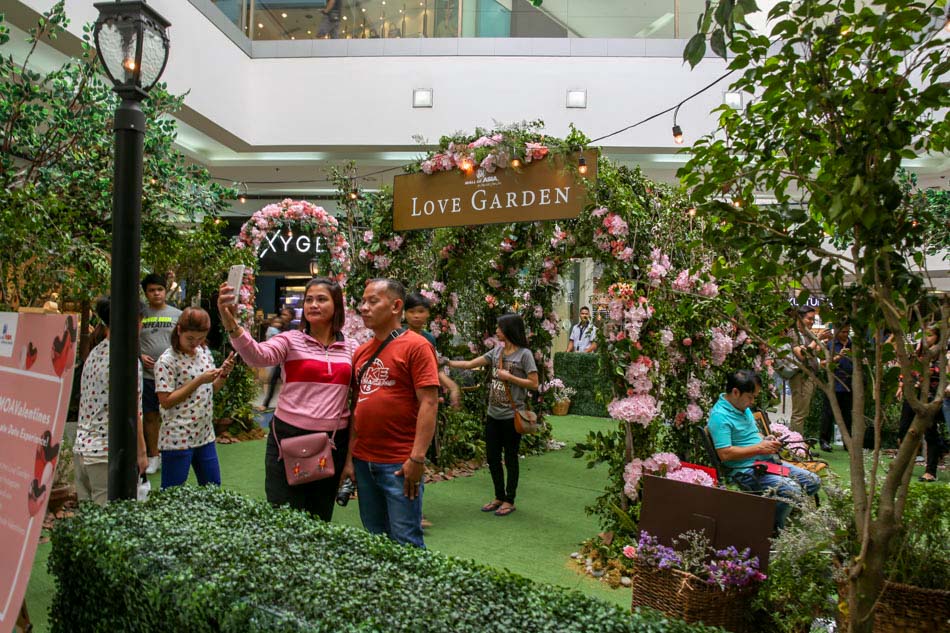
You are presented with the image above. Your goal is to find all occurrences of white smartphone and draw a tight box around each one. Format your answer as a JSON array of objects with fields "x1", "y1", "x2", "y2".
[{"x1": 226, "y1": 265, "x2": 245, "y2": 304}]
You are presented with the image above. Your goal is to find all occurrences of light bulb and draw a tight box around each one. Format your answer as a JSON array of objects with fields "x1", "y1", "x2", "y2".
[
  {"x1": 258, "y1": 23, "x2": 263, "y2": 28},
  {"x1": 239, "y1": 195, "x2": 246, "y2": 204},
  {"x1": 510, "y1": 158, "x2": 521, "y2": 168},
  {"x1": 578, "y1": 156, "x2": 588, "y2": 175},
  {"x1": 281, "y1": 12, "x2": 288, "y2": 18},
  {"x1": 672, "y1": 125, "x2": 684, "y2": 144},
  {"x1": 122, "y1": 58, "x2": 136, "y2": 72},
  {"x1": 687, "y1": 207, "x2": 697, "y2": 217},
  {"x1": 459, "y1": 159, "x2": 474, "y2": 172},
  {"x1": 349, "y1": 189, "x2": 359, "y2": 201}
]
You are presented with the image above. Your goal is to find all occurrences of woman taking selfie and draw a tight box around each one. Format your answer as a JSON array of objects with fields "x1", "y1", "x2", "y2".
[
  {"x1": 218, "y1": 277, "x2": 356, "y2": 521},
  {"x1": 445, "y1": 313, "x2": 538, "y2": 516}
]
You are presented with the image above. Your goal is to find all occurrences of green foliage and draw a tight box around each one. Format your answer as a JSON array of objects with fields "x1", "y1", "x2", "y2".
[
  {"x1": 885, "y1": 483, "x2": 950, "y2": 589},
  {"x1": 49, "y1": 486, "x2": 718, "y2": 633},
  {"x1": 0, "y1": 4, "x2": 234, "y2": 310},
  {"x1": 684, "y1": 0, "x2": 760, "y2": 68},
  {"x1": 553, "y1": 352, "x2": 609, "y2": 417},
  {"x1": 211, "y1": 355, "x2": 258, "y2": 433},
  {"x1": 433, "y1": 407, "x2": 486, "y2": 467}
]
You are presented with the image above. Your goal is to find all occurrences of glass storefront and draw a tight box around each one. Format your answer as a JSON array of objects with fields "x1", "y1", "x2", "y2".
[{"x1": 209, "y1": 0, "x2": 705, "y2": 41}]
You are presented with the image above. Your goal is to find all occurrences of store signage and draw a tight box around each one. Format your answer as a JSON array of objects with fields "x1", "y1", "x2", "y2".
[
  {"x1": 0, "y1": 312, "x2": 76, "y2": 632},
  {"x1": 223, "y1": 219, "x2": 330, "y2": 273},
  {"x1": 392, "y1": 150, "x2": 597, "y2": 231}
]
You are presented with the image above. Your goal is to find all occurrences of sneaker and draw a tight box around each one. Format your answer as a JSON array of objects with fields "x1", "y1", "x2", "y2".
[
  {"x1": 421, "y1": 517, "x2": 433, "y2": 529},
  {"x1": 145, "y1": 455, "x2": 161, "y2": 474}
]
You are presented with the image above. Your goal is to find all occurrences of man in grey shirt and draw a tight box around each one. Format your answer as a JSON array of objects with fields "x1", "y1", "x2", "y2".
[{"x1": 139, "y1": 272, "x2": 181, "y2": 474}]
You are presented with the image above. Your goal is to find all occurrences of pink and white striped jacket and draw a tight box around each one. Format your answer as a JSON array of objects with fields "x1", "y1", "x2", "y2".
[{"x1": 230, "y1": 329, "x2": 356, "y2": 431}]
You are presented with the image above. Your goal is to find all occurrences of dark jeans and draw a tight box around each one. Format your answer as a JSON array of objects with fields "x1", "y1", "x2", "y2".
[
  {"x1": 262, "y1": 366, "x2": 280, "y2": 408},
  {"x1": 486, "y1": 415, "x2": 522, "y2": 504},
  {"x1": 265, "y1": 416, "x2": 348, "y2": 521},
  {"x1": 898, "y1": 399, "x2": 945, "y2": 477}
]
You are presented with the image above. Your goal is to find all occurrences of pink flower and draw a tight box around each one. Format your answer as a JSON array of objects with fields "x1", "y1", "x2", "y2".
[
  {"x1": 666, "y1": 467, "x2": 715, "y2": 487},
  {"x1": 687, "y1": 377, "x2": 703, "y2": 400},
  {"x1": 622, "y1": 545, "x2": 637, "y2": 559},
  {"x1": 710, "y1": 327, "x2": 734, "y2": 366},
  {"x1": 608, "y1": 394, "x2": 658, "y2": 427},
  {"x1": 660, "y1": 328, "x2": 675, "y2": 347},
  {"x1": 487, "y1": 277, "x2": 502, "y2": 289},
  {"x1": 534, "y1": 305, "x2": 544, "y2": 318},
  {"x1": 699, "y1": 282, "x2": 720, "y2": 298},
  {"x1": 682, "y1": 337, "x2": 693, "y2": 347},
  {"x1": 432, "y1": 281, "x2": 446, "y2": 293},
  {"x1": 686, "y1": 402, "x2": 704, "y2": 423},
  {"x1": 644, "y1": 452, "x2": 681, "y2": 475},
  {"x1": 672, "y1": 269, "x2": 694, "y2": 292},
  {"x1": 616, "y1": 247, "x2": 634, "y2": 262},
  {"x1": 374, "y1": 255, "x2": 391, "y2": 270},
  {"x1": 363, "y1": 230, "x2": 374, "y2": 242},
  {"x1": 485, "y1": 295, "x2": 497, "y2": 308},
  {"x1": 591, "y1": 207, "x2": 608, "y2": 218}
]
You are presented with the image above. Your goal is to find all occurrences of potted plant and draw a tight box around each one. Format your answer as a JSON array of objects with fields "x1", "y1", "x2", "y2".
[
  {"x1": 624, "y1": 530, "x2": 766, "y2": 633},
  {"x1": 541, "y1": 378, "x2": 576, "y2": 416}
]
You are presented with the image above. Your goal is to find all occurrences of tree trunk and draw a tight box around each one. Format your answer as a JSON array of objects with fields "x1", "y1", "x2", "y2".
[{"x1": 77, "y1": 299, "x2": 92, "y2": 363}]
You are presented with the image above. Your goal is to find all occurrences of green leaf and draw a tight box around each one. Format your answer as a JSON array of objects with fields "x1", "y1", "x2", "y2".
[
  {"x1": 684, "y1": 33, "x2": 707, "y2": 68},
  {"x1": 710, "y1": 28, "x2": 728, "y2": 59}
]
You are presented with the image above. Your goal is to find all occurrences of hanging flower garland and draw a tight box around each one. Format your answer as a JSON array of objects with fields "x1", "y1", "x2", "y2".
[{"x1": 234, "y1": 199, "x2": 351, "y2": 327}]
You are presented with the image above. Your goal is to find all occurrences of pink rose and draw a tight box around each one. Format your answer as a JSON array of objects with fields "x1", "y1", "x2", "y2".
[{"x1": 682, "y1": 337, "x2": 692, "y2": 346}]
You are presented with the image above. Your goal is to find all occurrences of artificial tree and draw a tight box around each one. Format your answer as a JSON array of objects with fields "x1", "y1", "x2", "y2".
[{"x1": 681, "y1": 1, "x2": 949, "y2": 630}]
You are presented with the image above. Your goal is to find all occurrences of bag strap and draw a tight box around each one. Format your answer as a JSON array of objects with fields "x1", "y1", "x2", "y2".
[{"x1": 353, "y1": 328, "x2": 406, "y2": 396}]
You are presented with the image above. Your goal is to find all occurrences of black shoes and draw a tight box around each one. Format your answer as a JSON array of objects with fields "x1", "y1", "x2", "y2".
[{"x1": 819, "y1": 441, "x2": 833, "y2": 452}]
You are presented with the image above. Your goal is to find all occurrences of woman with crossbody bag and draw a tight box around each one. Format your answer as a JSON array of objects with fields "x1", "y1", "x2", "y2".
[
  {"x1": 445, "y1": 314, "x2": 538, "y2": 516},
  {"x1": 218, "y1": 277, "x2": 356, "y2": 521}
]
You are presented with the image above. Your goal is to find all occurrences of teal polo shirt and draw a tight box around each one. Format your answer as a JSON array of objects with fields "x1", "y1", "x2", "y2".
[{"x1": 708, "y1": 394, "x2": 762, "y2": 470}]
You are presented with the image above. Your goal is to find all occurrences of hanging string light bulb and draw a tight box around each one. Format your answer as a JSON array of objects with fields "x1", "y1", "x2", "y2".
[
  {"x1": 238, "y1": 182, "x2": 248, "y2": 204},
  {"x1": 578, "y1": 154, "x2": 588, "y2": 175},
  {"x1": 672, "y1": 103, "x2": 684, "y2": 145}
]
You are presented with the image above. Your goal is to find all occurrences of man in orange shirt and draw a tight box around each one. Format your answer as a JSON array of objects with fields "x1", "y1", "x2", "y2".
[{"x1": 343, "y1": 279, "x2": 440, "y2": 548}]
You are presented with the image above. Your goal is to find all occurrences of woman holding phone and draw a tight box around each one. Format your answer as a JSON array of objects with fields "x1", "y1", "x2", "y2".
[
  {"x1": 445, "y1": 313, "x2": 538, "y2": 517},
  {"x1": 218, "y1": 276, "x2": 356, "y2": 521}
]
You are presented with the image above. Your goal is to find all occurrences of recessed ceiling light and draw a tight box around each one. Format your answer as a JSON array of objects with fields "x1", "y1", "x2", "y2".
[
  {"x1": 291, "y1": 36, "x2": 295, "y2": 39},
  {"x1": 281, "y1": 12, "x2": 288, "y2": 18},
  {"x1": 343, "y1": 15, "x2": 347, "y2": 20},
  {"x1": 362, "y1": 7, "x2": 366, "y2": 12},
  {"x1": 257, "y1": 23, "x2": 263, "y2": 28},
  {"x1": 307, "y1": 30, "x2": 312, "y2": 34}
]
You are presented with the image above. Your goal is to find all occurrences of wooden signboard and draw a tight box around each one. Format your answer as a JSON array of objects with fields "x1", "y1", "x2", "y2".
[{"x1": 392, "y1": 149, "x2": 597, "y2": 231}]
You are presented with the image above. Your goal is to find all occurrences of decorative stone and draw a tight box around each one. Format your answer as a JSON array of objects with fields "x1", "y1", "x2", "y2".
[
  {"x1": 620, "y1": 576, "x2": 632, "y2": 587},
  {"x1": 570, "y1": 552, "x2": 580, "y2": 559},
  {"x1": 591, "y1": 569, "x2": 605, "y2": 578}
]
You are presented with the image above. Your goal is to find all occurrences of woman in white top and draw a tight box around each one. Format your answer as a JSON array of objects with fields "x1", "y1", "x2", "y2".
[{"x1": 154, "y1": 307, "x2": 235, "y2": 489}]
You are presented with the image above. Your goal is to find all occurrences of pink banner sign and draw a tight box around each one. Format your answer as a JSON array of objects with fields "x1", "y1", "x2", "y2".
[{"x1": 0, "y1": 312, "x2": 77, "y2": 632}]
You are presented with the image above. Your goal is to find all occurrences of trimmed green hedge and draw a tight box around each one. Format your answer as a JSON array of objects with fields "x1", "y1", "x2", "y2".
[
  {"x1": 554, "y1": 351, "x2": 610, "y2": 417},
  {"x1": 50, "y1": 486, "x2": 718, "y2": 633}
]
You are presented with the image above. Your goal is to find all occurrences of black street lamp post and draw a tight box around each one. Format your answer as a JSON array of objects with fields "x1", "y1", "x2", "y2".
[{"x1": 93, "y1": 1, "x2": 171, "y2": 501}]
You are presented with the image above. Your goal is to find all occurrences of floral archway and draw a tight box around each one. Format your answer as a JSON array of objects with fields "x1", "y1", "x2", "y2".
[
  {"x1": 341, "y1": 121, "x2": 775, "y2": 534},
  {"x1": 234, "y1": 199, "x2": 351, "y2": 327}
]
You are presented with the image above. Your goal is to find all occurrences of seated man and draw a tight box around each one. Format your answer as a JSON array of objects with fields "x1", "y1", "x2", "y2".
[{"x1": 708, "y1": 369, "x2": 821, "y2": 530}]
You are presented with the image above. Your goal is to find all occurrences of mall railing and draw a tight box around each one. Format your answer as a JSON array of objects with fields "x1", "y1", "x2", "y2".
[{"x1": 209, "y1": 0, "x2": 705, "y2": 41}]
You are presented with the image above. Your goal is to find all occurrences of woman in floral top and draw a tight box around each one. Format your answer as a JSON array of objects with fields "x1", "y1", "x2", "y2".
[
  {"x1": 154, "y1": 307, "x2": 235, "y2": 489},
  {"x1": 75, "y1": 296, "x2": 148, "y2": 505}
]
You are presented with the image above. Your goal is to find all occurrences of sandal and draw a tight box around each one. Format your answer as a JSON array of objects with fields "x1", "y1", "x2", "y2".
[
  {"x1": 918, "y1": 474, "x2": 937, "y2": 482},
  {"x1": 481, "y1": 500, "x2": 503, "y2": 512},
  {"x1": 494, "y1": 505, "x2": 516, "y2": 517}
]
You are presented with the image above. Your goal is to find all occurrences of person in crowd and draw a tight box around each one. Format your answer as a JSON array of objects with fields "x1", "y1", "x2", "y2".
[
  {"x1": 789, "y1": 306, "x2": 831, "y2": 434},
  {"x1": 154, "y1": 307, "x2": 234, "y2": 490},
  {"x1": 819, "y1": 322, "x2": 853, "y2": 452},
  {"x1": 74, "y1": 297, "x2": 148, "y2": 505},
  {"x1": 342, "y1": 279, "x2": 439, "y2": 547},
  {"x1": 140, "y1": 272, "x2": 182, "y2": 475},
  {"x1": 897, "y1": 327, "x2": 948, "y2": 482},
  {"x1": 257, "y1": 307, "x2": 296, "y2": 411},
  {"x1": 566, "y1": 306, "x2": 597, "y2": 353},
  {"x1": 316, "y1": 0, "x2": 342, "y2": 38},
  {"x1": 445, "y1": 313, "x2": 538, "y2": 517},
  {"x1": 404, "y1": 292, "x2": 461, "y2": 409},
  {"x1": 218, "y1": 278, "x2": 355, "y2": 520},
  {"x1": 709, "y1": 369, "x2": 821, "y2": 531}
]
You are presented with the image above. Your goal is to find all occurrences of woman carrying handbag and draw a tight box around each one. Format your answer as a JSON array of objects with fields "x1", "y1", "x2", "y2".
[
  {"x1": 218, "y1": 277, "x2": 356, "y2": 521},
  {"x1": 445, "y1": 314, "x2": 538, "y2": 516}
]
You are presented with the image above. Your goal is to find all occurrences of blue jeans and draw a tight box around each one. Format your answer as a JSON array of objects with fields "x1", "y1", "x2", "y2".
[
  {"x1": 730, "y1": 463, "x2": 821, "y2": 530},
  {"x1": 161, "y1": 441, "x2": 221, "y2": 489},
  {"x1": 943, "y1": 398, "x2": 950, "y2": 438},
  {"x1": 353, "y1": 458, "x2": 424, "y2": 548}
]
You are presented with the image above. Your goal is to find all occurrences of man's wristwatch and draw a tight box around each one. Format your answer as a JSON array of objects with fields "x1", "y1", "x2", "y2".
[{"x1": 409, "y1": 456, "x2": 426, "y2": 465}]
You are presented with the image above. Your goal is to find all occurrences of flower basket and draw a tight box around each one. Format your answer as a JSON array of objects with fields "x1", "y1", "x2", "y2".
[
  {"x1": 836, "y1": 580, "x2": 950, "y2": 633},
  {"x1": 631, "y1": 562, "x2": 756, "y2": 633},
  {"x1": 552, "y1": 399, "x2": 571, "y2": 416}
]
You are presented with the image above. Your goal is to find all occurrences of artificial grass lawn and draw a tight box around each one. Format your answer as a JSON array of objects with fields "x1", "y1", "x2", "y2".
[{"x1": 24, "y1": 415, "x2": 624, "y2": 632}]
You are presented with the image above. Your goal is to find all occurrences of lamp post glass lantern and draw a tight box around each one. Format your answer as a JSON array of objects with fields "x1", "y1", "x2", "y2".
[
  {"x1": 309, "y1": 257, "x2": 320, "y2": 277},
  {"x1": 94, "y1": 0, "x2": 171, "y2": 501}
]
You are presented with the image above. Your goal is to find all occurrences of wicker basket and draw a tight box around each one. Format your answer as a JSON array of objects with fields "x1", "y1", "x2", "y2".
[
  {"x1": 836, "y1": 580, "x2": 950, "y2": 633},
  {"x1": 631, "y1": 563, "x2": 756, "y2": 633},
  {"x1": 552, "y1": 399, "x2": 571, "y2": 416}
]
